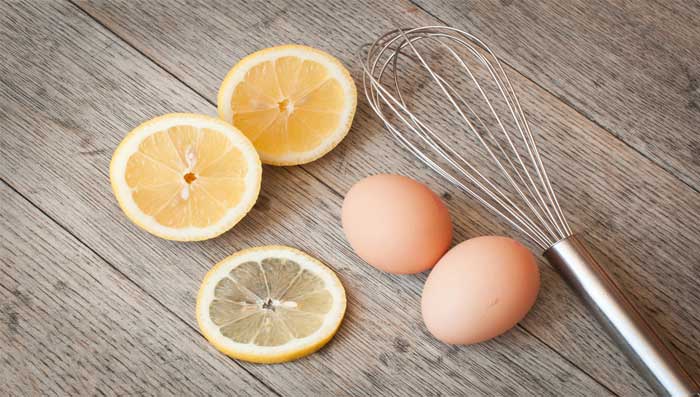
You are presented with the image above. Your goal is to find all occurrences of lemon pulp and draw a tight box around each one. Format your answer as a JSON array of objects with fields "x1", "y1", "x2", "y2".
[
  {"x1": 210, "y1": 257, "x2": 333, "y2": 346},
  {"x1": 126, "y1": 125, "x2": 248, "y2": 228}
]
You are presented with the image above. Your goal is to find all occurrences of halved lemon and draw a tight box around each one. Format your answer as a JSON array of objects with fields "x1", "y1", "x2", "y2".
[
  {"x1": 196, "y1": 246, "x2": 346, "y2": 363},
  {"x1": 110, "y1": 113, "x2": 261, "y2": 241},
  {"x1": 217, "y1": 45, "x2": 357, "y2": 165}
]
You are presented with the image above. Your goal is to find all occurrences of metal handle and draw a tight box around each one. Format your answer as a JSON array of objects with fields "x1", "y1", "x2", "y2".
[{"x1": 544, "y1": 235, "x2": 699, "y2": 397}]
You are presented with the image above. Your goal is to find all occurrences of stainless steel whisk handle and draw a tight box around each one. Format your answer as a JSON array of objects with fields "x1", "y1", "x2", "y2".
[{"x1": 544, "y1": 235, "x2": 699, "y2": 397}]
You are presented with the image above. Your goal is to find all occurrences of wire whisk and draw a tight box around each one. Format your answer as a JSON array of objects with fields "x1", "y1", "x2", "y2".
[{"x1": 362, "y1": 26, "x2": 570, "y2": 250}]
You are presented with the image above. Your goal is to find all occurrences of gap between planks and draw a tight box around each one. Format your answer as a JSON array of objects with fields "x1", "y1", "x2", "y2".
[
  {"x1": 62, "y1": 0, "x2": 624, "y2": 393},
  {"x1": 0, "y1": 178, "x2": 283, "y2": 397}
]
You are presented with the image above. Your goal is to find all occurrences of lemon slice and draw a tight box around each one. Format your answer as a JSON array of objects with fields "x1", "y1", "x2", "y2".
[
  {"x1": 110, "y1": 113, "x2": 262, "y2": 241},
  {"x1": 217, "y1": 45, "x2": 357, "y2": 166},
  {"x1": 196, "y1": 246, "x2": 346, "y2": 363}
]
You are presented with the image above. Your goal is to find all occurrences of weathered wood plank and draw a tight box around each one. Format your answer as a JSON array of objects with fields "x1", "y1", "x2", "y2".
[
  {"x1": 0, "y1": 183, "x2": 271, "y2": 396},
  {"x1": 73, "y1": 0, "x2": 700, "y2": 395},
  {"x1": 0, "y1": 1, "x2": 618, "y2": 396},
  {"x1": 411, "y1": 0, "x2": 700, "y2": 190}
]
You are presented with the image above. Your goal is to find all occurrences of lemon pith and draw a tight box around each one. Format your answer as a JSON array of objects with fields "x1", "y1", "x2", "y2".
[
  {"x1": 196, "y1": 246, "x2": 346, "y2": 363},
  {"x1": 218, "y1": 45, "x2": 357, "y2": 166}
]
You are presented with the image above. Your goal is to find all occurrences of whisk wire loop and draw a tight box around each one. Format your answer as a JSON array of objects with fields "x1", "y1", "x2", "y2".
[
  {"x1": 417, "y1": 34, "x2": 563, "y2": 243},
  {"x1": 364, "y1": 80, "x2": 550, "y2": 248},
  {"x1": 361, "y1": 26, "x2": 572, "y2": 250}
]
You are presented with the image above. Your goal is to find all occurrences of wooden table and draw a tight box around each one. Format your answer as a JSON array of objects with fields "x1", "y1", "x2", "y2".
[{"x1": 2, "y1": 1, "x2": 698, "y2": 395}]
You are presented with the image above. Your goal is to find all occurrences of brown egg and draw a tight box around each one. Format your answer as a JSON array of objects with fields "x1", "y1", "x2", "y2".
[
  {"x1": 341, "y1": 174, "x2": 452, "y2": 274},
  {"x1": 421, "y1": 236, "x2": 540, "y2": 344}
]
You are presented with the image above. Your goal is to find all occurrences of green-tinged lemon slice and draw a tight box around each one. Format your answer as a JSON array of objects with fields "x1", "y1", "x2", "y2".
[{"x1": 196, "y1": 246, "x2": 346, "y2": 363}]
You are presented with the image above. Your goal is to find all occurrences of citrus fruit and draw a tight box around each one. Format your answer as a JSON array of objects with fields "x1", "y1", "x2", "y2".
[
  {"x1": 217, "y1": 45, "x2": 357, "y2": 166},
  {"x1": 196, "y1": 246, "x2": 346, "y2": 363},
  {"x1": 110, "y1": 113, "x2": 261, "y2": 241}
]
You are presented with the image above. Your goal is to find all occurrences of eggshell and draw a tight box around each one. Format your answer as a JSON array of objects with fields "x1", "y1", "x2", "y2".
[
  {"x1": 341, "y1": 174, "x2": 452, "y2": 274},
  {"x1": 421, "y1": 236, "x2": 540, "y2": 344}
]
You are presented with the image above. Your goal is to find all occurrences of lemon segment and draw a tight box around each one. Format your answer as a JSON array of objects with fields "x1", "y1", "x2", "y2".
[
  {"x1": 110, "y1": 113, "x2": 261, "y2": 241},
  {"x1": 196, "y1": 246, "x2": 346, "y2": 363},
  {"x1": 218, "y1": 45, "x2": 357, "y2": 166}
]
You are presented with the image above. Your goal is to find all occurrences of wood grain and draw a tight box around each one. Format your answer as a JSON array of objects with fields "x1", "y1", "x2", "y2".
[
  {"x1": 0, "y1": 182, "x2": 272, "y2": 396},
  {"x1": 0, "y1": 1, "x2": 619, "y2": 396},
  {"x1": 411, "y1": 0, "x2": 700, "y2": 190},
  {"x1": 72, "y1": 0, "x2": 700, "y2": 395}
]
